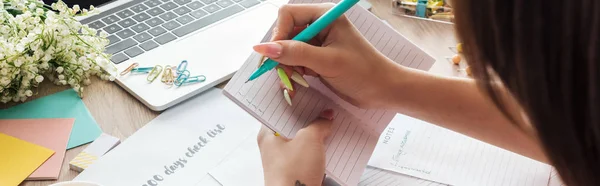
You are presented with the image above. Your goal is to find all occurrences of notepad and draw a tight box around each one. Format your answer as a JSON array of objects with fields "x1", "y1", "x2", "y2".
[
  {"x1": 0, "y1": 133, "x2": 54, "y2": 186},
  {"x1": 222, "y1": 0, "x2": 435, "y2": 184},
  {"x1": 0, "y1": 89, "x2": 102, "y2": 149},
  {"x1": 0, "y1": 118, "x2": 74, "y2": 180},
  {"x1": 368, "y1": 114, "x2": 554, "y2": 186},
  {"x1": 358, "y1": 166, "x2": 447, "y2": 186}
]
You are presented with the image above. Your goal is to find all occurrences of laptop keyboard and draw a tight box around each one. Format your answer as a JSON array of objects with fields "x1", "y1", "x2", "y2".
[{"x1": 80, "y1": 0, "x2": 264, "y2": 64}]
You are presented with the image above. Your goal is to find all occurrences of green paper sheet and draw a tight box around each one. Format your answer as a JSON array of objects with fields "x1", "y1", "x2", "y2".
[{"x1": 0, "y1": 89, "x2": 102, "y2": 149}]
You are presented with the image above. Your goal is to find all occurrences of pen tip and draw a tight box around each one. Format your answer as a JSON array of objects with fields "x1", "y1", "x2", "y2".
[{"x1": 244, "y1": 79, "x2": 250, "y2": 83}]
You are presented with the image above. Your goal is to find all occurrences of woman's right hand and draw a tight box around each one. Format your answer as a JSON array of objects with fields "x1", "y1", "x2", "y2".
[{"x1": 252, "y1": 3, "x2": 404, "y2": 109}]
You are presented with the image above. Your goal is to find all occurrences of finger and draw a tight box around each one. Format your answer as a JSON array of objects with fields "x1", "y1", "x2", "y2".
[
  {"x1": 290, "y1": 26, "x2": 322, "y2": 46},
  {"x1": 280, "y1": 65, "x2": 294, "y2": 77},
  {"x1": 293, "y1": 66, "x2": 305, "y2": 75},
  {"x1": 271, "y1": 3, "x2": 336, "y2": 41},
  {"x1": 295, "y1": 109, "x2": 335, "y2": 142},
  {"x1": 257, "y1": 125, "x2": 286, "y2": 150},
  {"x1": 304, "y1": 68, "x2": 319, "y2": 77},
  {"x1": 253, "y1": 40, "x2": 337, "y2": 76}
]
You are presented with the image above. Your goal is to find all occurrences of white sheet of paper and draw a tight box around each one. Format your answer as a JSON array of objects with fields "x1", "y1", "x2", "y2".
[
  {"x1": 209, "y1": 128, "x2": 445, "y2": 186},
  {"x1": 368, "y1": 114, "x2": 554, "y2": 186},
  {"x1": 74, "y1": 88, "x2": 261, "y2": 186},
  {"x1": 209, "y1": 131, "x2": 264, "y2": 186},
  {"x1": 195, "y1": 174, "x2": 223, "y2": 186},
  {"x1": 358, "y1": 166, "x2": 447, "y2": 186}
]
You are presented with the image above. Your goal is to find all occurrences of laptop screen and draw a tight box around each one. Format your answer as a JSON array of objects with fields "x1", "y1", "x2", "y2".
[{"x1": 42, "y1": 0, "x2": 113, "y2": 9}]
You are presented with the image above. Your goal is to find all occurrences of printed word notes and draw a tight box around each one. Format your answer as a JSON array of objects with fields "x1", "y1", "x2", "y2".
[
  {"x1": 223, "y1": 0, "x2": 435, "y2": 185},
  {"x1": 368, "y1": 114, "x2": 555, "y2": 186}
]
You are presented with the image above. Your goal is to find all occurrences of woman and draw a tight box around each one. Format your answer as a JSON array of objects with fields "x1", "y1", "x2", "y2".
[{"x1": 252, "y1": 0, "x2": 600, "y2": 185}]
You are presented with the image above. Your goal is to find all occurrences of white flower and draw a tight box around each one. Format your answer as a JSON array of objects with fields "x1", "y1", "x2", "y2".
[
  {"x1": 35, "y1": 75, "x2": 43, "y2": 82},
  {"x1": 0, "y1": 0, "x2": 115, "y2": 102},
  {"x1": 72, "y1": 5, "x2": 80, "y2": 13},
  {"x1": 14, "y1": 59, "x2": 23, "y2": 67}
]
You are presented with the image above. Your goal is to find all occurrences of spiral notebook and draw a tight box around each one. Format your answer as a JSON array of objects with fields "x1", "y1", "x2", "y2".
[{"x1": 222, "y1": 0, "x2": 435, "y2": 184}]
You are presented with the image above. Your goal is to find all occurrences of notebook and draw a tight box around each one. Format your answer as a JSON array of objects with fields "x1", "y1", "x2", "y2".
[
  {"x1": 0, "y1": 118, "x2": 74, "y2": 180},
  {"x1": 367, "y1": 114, "x2": 554, "y2": 186},
  {"x1": 222, "y1": 0, "x2": 435, "y2": 184},
  {"x1": 0, "y1": 133, "x2": 55, "y2": 186},
  {"x1": 0, "y1": 89, "x2": 102, "y2": 149}
]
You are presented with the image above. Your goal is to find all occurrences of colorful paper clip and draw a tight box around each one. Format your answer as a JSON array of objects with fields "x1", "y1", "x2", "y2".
[
  {"x1": 175, "y1": 75, "x2": 206, "y2": 87},
  {"x1": 146, "y1": 65, "x2": 163, "y2": 82},
  {"x1": 120, "y1": 63, "x2": 157, "y2": 76},
  {"x1": 120, "y1": 63, "x2": 139, "y2": 76},
  {"x1": 174, "y1": 70, "x2": 191, "y2": 86},
  {"x1": 174, "y1": 70, "x2": 206, "y2": 87},
  {"x1": 176, "y1": 60, "x2": 188, "y2": 75},
  {"x1": 161, "y1": 65, "x2": 175, "y2": 86}
]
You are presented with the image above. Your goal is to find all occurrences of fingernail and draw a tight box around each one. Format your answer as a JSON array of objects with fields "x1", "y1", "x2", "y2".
[
  {"x1": 277, "y1": 67, "x2": 294, "y2": 91},
  {"x1": 291, "y1": 71, "x2": 309, "y2": 88},
  {"x1": 320, "y1": 109, "x2": 334, "y2": 120},
  {"x1": 283, "y1": 89, "x2": 292, "y2": 106},
  {"x1": 253, "y1": 42, "x2": 282, "y2": 58}
]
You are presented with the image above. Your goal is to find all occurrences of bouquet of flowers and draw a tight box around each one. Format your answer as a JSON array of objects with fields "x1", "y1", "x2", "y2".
[{"x1": 0, "y1": 0, "x2": 116, "y2": 103}]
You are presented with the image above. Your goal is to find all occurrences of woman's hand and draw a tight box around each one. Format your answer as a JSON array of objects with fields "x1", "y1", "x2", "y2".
[
  {"x1": 253, "y1": 3, "x2": 403, "y2": 109},
  {"x1": 257, "y1": 109, "x2": 335, "y2": 186}
]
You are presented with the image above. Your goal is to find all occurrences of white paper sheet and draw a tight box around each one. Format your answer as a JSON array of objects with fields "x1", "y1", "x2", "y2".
[
  {"x1": 368, "y1": 114, "x2": 554, "y2": 186},
  {"x1": 358, "y1": 166, "x2": 447, "y2": 186},
  {"x1": 209, "y1": 130, "x2": 264, "y2": 186},
  {"x1": 74, "y1": 88, "x2": 261, "y2": 186},
  {"x1": 209, "y1": 129, "x2": 445, "y2": 186}
]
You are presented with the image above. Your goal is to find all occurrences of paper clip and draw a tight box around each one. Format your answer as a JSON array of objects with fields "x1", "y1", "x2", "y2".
[
  {"x1": 175, "y1": 75, "x2": 206, "y2": 87},
  {"x1": 161, "y1": 65, "x2": 175, "y2": 85},
  {"x1": 174, "y1": 70, "x2": 191, "y2": 86},
  {"x1": 146, "y1": 65, "x2": 163, "y2": 82},
  {"x1": 183, "y1": 75, "x2": 206, "y2": 84},
  {"x1": 130, "y1": 67, "x2": 154, "y2": 74},
  {"x1": 120, "y1": 63, "x2": 139, "y2": 76},
  {"x1": 176, "y1": 60, "x2": 188, "y2": 75}
]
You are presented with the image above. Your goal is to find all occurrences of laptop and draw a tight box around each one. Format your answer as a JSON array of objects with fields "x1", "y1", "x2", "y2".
[{"x1": 56, "y1": 0, "x2": 288, "y2": 111}]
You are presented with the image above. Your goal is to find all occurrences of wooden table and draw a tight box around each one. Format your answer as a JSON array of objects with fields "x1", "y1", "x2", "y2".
[{"x1": 10, "y1": 0, "x2": 458, "y2": 185}]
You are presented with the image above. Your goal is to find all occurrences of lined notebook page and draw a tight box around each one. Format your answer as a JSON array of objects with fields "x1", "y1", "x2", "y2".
[
  {"x1": 358, "y1": 166, "x2": 448, "y2": 186},
  {"x1": 223, "y1": 0, "x2": 435, "y2": 185},
  {"x1": 368, "y1": 114, "x2": 554, "y2": 186}
]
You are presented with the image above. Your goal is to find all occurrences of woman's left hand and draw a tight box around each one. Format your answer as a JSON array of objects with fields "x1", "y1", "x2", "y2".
[{"x1": 257, "y1": 109, "x2": 335, "y2": 186}]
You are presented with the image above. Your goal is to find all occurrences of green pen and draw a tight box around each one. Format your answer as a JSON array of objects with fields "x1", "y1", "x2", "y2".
[{"x1": 245, "y1": 0, "x2": 360, "y2": 83}]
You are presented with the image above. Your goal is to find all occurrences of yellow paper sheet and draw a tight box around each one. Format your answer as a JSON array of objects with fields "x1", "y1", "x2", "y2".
[{"x1": 0, "y1": 133, "x2": 54, "y2": 186}]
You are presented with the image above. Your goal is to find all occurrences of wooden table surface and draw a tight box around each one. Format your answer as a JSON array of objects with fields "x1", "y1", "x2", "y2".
[{"x1": 8, "y1": 0, "x2": 458, "y2": 185}]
